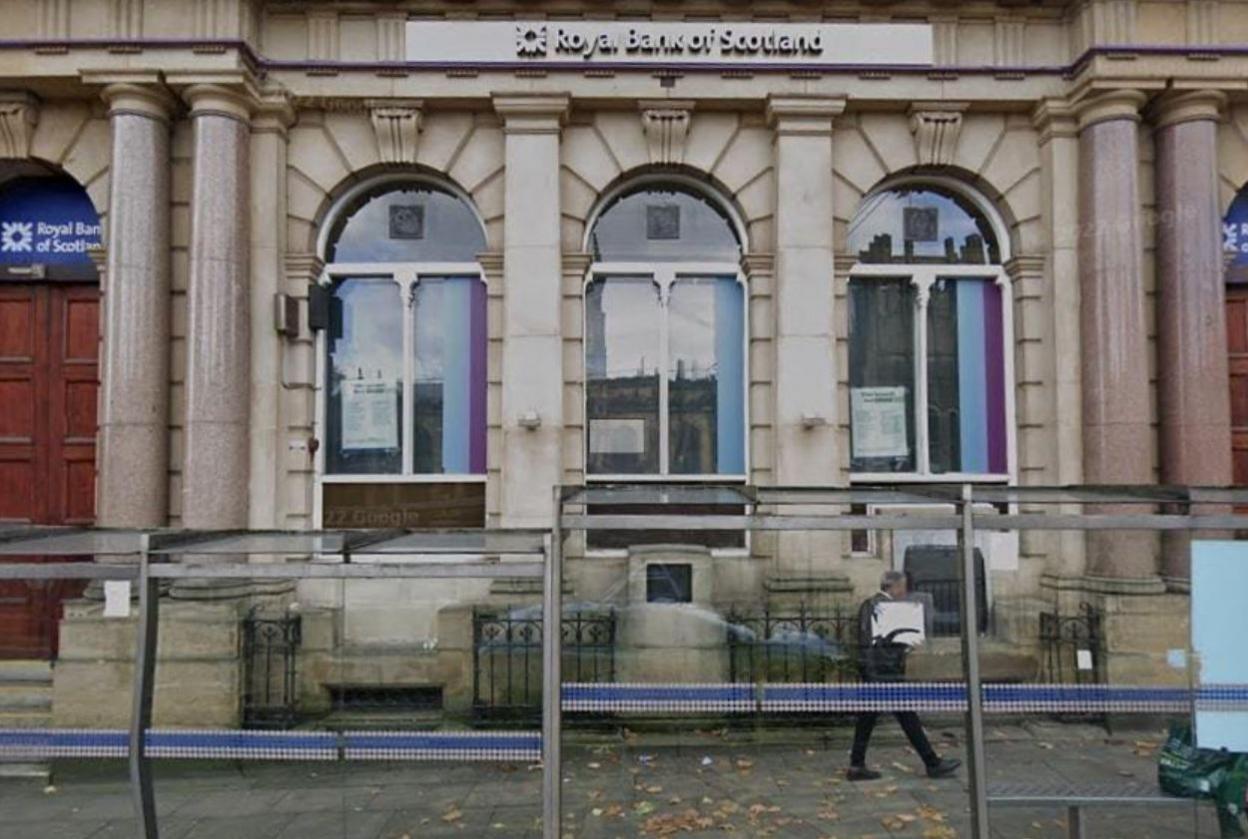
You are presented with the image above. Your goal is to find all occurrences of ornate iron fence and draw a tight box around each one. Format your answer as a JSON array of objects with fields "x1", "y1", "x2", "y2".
[
  {"x1": 725, "y1": 604, "x2": 860, "y2": 684},
  {"x1": 240, "y1": 609, "x2": 301, "y2": 729},
  {"x1": 1039, "y1": 602, "x2": 1104, "y2": 685},
  {"x1": 472, "y1": 607, "x2": 616, "y2": 717}
]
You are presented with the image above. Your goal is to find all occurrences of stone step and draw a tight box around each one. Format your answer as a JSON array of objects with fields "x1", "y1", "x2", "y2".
[
  {"x1": 0, "y1": 709, "x2": 52, "y2": 729},
  {"x1": 0, "y1": 762, "x2": 51, "y2": 782},
  {"x1": 0, "y1": 661, "x2": 52, "y2": 683},
  {"x1": 0, "y1": 682, "x2": 51, "y2": 711}
]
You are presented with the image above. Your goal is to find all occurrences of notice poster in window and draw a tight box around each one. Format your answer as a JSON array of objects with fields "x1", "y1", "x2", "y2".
[
  {"x1": 341, "y1": 380, "x2": 398, "y2": 450},
  {"x1": 851, "y1": 386, "x2": 908, "y2": 459}
]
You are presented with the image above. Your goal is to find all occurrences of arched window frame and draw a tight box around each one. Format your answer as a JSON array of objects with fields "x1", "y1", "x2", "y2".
[
  {"x1": 847, "y1": 174, "x2": 1016, "y2": 484},
  {"x1": 311, "y1": 175, "x2": 489, "y2": 508},
  {"x1": 582, "y1": 175, "x2": 750, "y2": 482}
]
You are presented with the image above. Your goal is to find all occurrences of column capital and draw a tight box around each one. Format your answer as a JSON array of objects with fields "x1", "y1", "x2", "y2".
[
  {"x1": 1073, "y1": 89, "x2": 1148, "y2": 133},
  {"x1": 478, "y1": 251, "x2": 504, "y2": 276},
  {"x1": 492, "y1": 93, "x2": 570, "y2": 134},
  {"x1": 251, "y1": 94, "x2": 296, "y2": 136},
  {"x1": 742, "y1": 252, "x2": 776, "y2": 276},
  {"x1": 766, "y1": 95, "x2": 846, "y2": 135},
  {"x1": 100, "y1": 82, "x2": 177, "y2": 123},
  {"x1": 1149, "y1": 89, "x2": 1226, "y2": 131},
  {"x1": 184, "y1": 83, "x2": 254, "y2": 123},
  {"x1": 1031, "y1": 98, "x2": 1079, "y2": 144}
]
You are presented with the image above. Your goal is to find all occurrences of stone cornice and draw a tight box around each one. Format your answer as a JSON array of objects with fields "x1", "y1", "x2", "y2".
[
  {"x1": 1148, "y1": 88, "x2": 1226, "y2": 130},
  {"x1": 492, "y1": 93, "x2": 570, "y2": 134}
]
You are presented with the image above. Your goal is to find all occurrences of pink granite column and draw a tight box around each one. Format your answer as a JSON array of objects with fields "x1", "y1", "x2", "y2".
[
  {"x1": 97, "y1": 84, "x2": 175, "y2": 528},
  {"x1": 181, "y1": 86, "x2": 252, "y2": 540},
  {"x1": 1154, "y1": 91, "x2": 1233, "y2": 580},
  {"x1": 1076, "y1": 90, "x2": 1158, "y2": 579}
]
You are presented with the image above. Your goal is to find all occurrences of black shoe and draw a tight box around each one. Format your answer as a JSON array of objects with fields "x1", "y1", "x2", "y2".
[
  {"x1": 847, "y1": 765, "x2": 882, "y2": 781},
  {"x1": 926, "y1": 757, "x2": 961, "y2": 778}
]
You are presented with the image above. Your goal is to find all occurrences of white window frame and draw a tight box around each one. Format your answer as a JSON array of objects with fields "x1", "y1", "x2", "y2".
[
  {"x1": 847, "y1": 263, "x2": 1016, "y2": 485},
  {"x1": 312, "y1": 261, "x2": 487, "y2": 528},
  {"x1": 582, "y1": 261, "x2": 750, "y2": 483}
]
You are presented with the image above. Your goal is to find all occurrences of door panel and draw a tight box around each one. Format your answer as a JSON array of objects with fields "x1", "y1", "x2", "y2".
[{"x1": 0, "y1": 283, "x2": 98, "y2": 658}]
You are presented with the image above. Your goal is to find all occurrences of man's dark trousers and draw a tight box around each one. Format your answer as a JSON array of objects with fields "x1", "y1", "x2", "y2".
[{"x1": 850, "y1": 707, "x2": 939, "y2": 767}]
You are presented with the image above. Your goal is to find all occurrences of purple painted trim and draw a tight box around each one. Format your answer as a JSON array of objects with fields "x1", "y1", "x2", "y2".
[
  {"x1": 982, "y1": 281, "x2": 1007, "y2": 475},
  {"x1": 468, "y1": 279, "x2": 487, "y2": 475},
  {"x1": 1, "y1": 39, "x2": 1243, "y2": 78}
]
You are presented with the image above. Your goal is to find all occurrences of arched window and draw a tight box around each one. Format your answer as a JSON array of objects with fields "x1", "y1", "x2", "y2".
[
  {"x1": 318, "y1": 179, "x2": 487, "y2": 523},
  {"x1": 584, "y1": 181, "x2": 746, "y2": 479},
  {"x1": 846, "y1": 180, "x2": 1011, "y2": 479}
]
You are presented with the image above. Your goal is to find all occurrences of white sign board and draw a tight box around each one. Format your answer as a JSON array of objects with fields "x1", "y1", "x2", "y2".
[
  {"x1": 341, "y1": 380, "x2": 398, "y2": 451},
  {"x1": 103, "y1": 581, "x2": 131, "y2": 618},
  {"x1": 851, "y1": 387, "x2": 909, "y2": 459},
  {"x1": 1192, "y1": 541, "x2": 1248, "y2": 751},
  {"x1": 407, "y1": 21, "x2": 933, "y2": 66},
  {"x1": 871, "y1": 600, "x2": 926, "y2": 649}
]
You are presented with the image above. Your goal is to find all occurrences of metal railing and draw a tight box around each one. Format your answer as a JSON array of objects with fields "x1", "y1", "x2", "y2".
[
  {"x1": 725, "y1": 603, "x2": 860, "y2": 684},
  {"x1": 240, "y1": 608, "x2": 301, "y2": 729}
]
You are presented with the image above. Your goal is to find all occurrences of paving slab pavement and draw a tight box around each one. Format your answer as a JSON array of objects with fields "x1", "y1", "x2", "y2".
[{"x1": 0, "y1": 721, "x2": 1233, "y2": 838}]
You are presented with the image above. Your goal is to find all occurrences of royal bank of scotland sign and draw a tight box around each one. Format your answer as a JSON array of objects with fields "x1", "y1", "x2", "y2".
[{"x1": 406, "y1": 21, "x2": 933, "y2": 66}]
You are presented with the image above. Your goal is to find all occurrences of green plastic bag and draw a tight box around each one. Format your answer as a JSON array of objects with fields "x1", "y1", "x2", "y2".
[{"x1": 1158, "y1": 723, "x2": 1248, "y2": 837}]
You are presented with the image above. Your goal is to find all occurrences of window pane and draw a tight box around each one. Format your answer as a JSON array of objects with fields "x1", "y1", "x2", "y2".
[
  {"x1": 328, "y1": 184, "x2": 486, "y2": 263},
  {"x1": 586, "y1": 277, "x2": 661, "y2": 475},
  {"x1": 326, "y1": 279, "x2": 403, "y2": 474},
  {"x1": 590, "y1": 186, "x2": 740, "y2": 262},
  {"x1": 413, "y1": 277, "x2": 486, "y2": 475},
  {"x1": 668, "y1": 277, "x2": 745, "y2": 475},
  {"x1": 848, "y1": 186, "x2": 1000, "y2": 265},
  {"x1": 927, "y1": 278, "x2": 1008, "y2": 474},
  {"x1": 849, "y1": 278, "x2": 916, "y2": 473}
]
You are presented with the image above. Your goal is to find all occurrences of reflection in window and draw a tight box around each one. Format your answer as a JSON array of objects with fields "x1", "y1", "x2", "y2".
[
  {"x1": 328, "y1": 184, "x2": 486, "y2": 263},
  {"x1": 848, "y1": 279, "x2": 917, "y2": 474},
  {"x1": 586, "y1": 278, "x2": 662, "y2": 475},
  {"x1": 848, "y1": 186, "x2": 1000, "y2": 265},
  {"x1": 590, "y1": 186, "x2": 741, "y2": 262},
  {"x1": 669, "y1": 278, "x2": 745, "y2": 475},
  {"x1": 327, "y1": 279, "x2": 404, "y2": 474},
  {"x1": 927, "y1": 278, "x2": 1007, "y2": 474},
  {"x1": 413, "y1": 278, "x2": 487, "y2": 475}
]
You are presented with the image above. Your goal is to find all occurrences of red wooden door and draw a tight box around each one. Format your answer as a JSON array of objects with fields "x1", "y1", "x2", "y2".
[{"x1": 0, "y1": 283, "x2": 98, "y2": 658}]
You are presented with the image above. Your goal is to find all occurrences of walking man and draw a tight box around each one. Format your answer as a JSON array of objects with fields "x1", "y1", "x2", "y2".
[{"x1": 847, "y1": 570, "x2": 962, "y2": 781}]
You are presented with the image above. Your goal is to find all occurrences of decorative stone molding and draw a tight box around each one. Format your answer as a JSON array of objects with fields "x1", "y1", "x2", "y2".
[
  {"x1": 1090, "y1": 0, "x2": 1136, "y2": 45},
  {"x1": 492, "y1": 93, "x2": 570, "y2": 134},
  {"x1": 931, "y1": 16, "x2": 958, "y2": 66},
  {"x1": 37, "y1": 0, "x2": 69, "y2": 40},
  {"x1": 1187, "y1": 0, "x2": 1217, "y2": 46},
  {"x1": 184, "y1": 84, "x2": 253, "y2": 123},
  {"x1": 639, "y1": 100, "x2": 693, "y2": 165},
  {"x1": 110, "y1": 0, "x2": 142, "y2": 39},
  {"x1": 1031, "y1": 98, "x2": 1078, "y2": 145},
  {"x1": 378, "y1": 13, "x2": 407, "y2": 63},
  {"x1": 1073, "y1": 88, "x2": 1146, "y2": 132},
  {"x1": 765, "y1": 95, "x2": 845, "y2": 135},
  {"x1": 993, "y1": 18, "x2": 1025, "y2": 67},
  {"x1": 908, "y1": 102, "x2": 968, "y2": 167},
  {"x1": 0, "y1": 93, "x2": 39, "y2": 160},
  {"x1": 193, "y1": 0, "x2": 240, "y2": 40},
  {"x1": 1149, "y1": 89, "x2": 1225, "y2": 130},
  {"x1": 99, "y1": 81, "x2": 177, "y2": 124},
  {"x1": 367, "y1": 99, "x2": 423, "y2": 164},
  {"x1": 307, "y1": 11, "x2": 339, "y2": 61}
]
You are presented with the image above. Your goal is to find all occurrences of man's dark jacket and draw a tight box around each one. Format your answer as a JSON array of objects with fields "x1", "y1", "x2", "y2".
[{"x1": 857, "y1": 592, "x2": 910, "y2": 682}]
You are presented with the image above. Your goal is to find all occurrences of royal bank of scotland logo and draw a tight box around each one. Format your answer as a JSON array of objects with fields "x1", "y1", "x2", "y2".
[
  {"x1": 516, "y1": 24, "x2": 548, "y2": 56},
  {"x1": 0, "y1": 221, "x2": 33, "y2": 253}
]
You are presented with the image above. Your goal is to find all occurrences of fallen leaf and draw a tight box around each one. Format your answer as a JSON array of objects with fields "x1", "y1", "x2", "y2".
[{"x1": 441, "y1": 807, "x2": 462, "y2": 823}]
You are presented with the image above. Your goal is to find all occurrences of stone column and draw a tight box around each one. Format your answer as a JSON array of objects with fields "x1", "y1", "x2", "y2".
[
  {"x1": 247, "y1": 99, "x2": 294, "y2": 532},
  {"x1": 97, "y1": 84, "x2": 175, "y2": 528},
  {"x1": 493, "y1": 94, "x2": 569, "y2": 528},
  {"x1": 1153, "y1": 90, "x2": 1233, "y2": 580},
  {"x1": 766, "y1": 96, "x2": 845, "y2": 585},
  {"x1": 181, "y1": 85, "x2": 252, "y2": 545},
  {"x1": 1075, "y1": 90, "x2": 1157, "y2": 579}
]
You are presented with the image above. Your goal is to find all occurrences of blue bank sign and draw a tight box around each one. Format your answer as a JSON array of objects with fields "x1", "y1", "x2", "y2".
[{"x1": 0, "y1": 177, "x2": 101, "y2": 276}]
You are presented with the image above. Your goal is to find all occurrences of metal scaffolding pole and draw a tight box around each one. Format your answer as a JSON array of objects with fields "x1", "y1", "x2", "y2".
[
  {"x1": 129, "y1": 533, "x2": 160, "y2": 839},
  {"x1": 542, "y1": 491, "x2": 564, "y2": 839},
  {"x1": 959, "y1": 484, "x2": 990, "y2": 838}
]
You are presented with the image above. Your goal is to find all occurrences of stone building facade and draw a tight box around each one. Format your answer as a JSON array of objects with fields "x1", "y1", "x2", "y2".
[{"x1": 1, "y1": 0, "x2": 1247, "y2": 726}]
